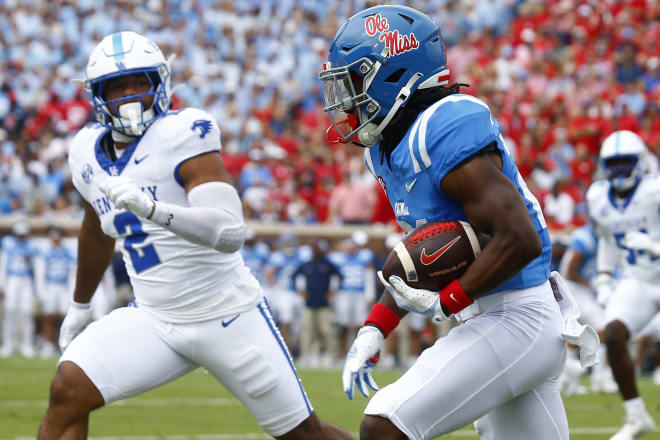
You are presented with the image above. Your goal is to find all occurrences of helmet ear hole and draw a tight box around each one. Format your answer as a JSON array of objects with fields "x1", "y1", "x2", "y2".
[{"x1": 385, "y1": 68, "x2": 406, "y2": 83}]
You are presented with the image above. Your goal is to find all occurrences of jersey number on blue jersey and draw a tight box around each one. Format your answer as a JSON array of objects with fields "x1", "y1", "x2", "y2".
[{"x1": 114, "y1": 212, "x2": 161, "y2": 273}]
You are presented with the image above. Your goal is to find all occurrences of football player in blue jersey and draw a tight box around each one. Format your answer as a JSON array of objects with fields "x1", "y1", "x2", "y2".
[{"x1": 320, "y1": 6, "x2": 597, "y2": 439}]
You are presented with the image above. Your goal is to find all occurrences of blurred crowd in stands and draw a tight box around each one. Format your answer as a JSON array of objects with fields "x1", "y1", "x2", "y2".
[{"x1": 0, "y1": 0, "x2": 659, "y2": 232}]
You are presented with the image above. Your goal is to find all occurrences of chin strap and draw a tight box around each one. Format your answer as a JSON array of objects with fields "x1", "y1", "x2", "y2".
[{"x1": 358, "y1": 72, "x2": 423, "y2": 147}]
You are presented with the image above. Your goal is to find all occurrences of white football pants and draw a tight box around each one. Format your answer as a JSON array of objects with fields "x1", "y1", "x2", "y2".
[{"x1": 364, "y1": 281, "x2": 569, "y2": 439}]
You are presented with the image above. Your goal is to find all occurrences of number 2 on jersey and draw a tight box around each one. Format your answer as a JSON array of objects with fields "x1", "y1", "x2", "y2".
[{"x1": 114, "y1": 212, "x2": 161, "y2": 273}]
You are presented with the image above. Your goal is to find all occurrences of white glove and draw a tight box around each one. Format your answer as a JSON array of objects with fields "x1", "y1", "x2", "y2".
[
  {"x1": 99, "y1": 176, "x2": 154, "y2": 218},
  {"x1": 59, "y1": 301, "x2": 92, "y2": 351},
  {"x1": 342, "y1": 326, "x2": 383, "y2": 400},
  {"x1": 622, "y1": 231, "x2": 660, "y2": 255},
  {"x1": 378, "y1": 271, "x2": 450, "y2": 323},
  {"x1": 592, "y1": 273, "x2": 614, "y2": 307}
]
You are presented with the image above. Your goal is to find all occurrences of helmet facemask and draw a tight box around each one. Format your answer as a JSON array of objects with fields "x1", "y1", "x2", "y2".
[
  {"x1": 320, "y1": 58, "x2": 381, "y2": 145},
  {"x1": 602, "y1": 155, "x2": 642, "y2": 192},
  {"x1": 86, "y1": 65, "x2": 170, "y2": 138}
]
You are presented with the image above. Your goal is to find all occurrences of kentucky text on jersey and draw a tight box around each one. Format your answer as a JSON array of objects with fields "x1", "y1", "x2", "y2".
[
  {"x1": 68, "y1": 108, "x2": 259, "y2": 323},
  {"x1": 91, "y1": 186, "x2": 158, "y2": 217}
]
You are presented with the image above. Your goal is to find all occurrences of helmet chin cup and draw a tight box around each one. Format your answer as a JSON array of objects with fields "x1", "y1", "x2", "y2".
[{"x1": 358, "y1": 123, "x2": 382, "y2": 147}]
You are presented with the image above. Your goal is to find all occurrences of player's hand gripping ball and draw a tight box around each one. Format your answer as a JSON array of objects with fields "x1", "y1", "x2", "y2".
[{"x1": 382, "y1": 220, "x2": 490, "y2": 291}]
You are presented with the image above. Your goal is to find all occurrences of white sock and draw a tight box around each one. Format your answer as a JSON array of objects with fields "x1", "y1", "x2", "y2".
[{"x1": 623, "y1": 397, "x2": 646, "y2": 415}]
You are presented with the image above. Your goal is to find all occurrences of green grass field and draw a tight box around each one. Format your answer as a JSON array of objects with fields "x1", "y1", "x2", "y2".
[{"x1": 1, "y1": 356, "x2": 659, "y2": 439}]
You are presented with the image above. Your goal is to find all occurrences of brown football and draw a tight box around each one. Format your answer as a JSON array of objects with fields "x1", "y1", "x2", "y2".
[{"x1": 382, "y1": 220, "x2": 490, "y2": 291}]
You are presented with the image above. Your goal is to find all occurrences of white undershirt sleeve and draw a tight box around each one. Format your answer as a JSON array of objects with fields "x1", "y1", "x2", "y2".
[{"x1": 149, "y1": 181, "x2": 246, "y2": 253}]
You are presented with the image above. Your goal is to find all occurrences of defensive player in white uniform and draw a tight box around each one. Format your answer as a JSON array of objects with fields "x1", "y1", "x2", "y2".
[
  {"x1": 588, "y1": 130, "x2": 659, "y2": 440},
  {"x1": 37, "y1": 32, "x2": 352, "y2": 440},
  {"x1": 320, "y1": 6, "x2": 597, "y2": 439}
]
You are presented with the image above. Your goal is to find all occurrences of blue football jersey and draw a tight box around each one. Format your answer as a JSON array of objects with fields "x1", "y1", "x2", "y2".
[
  {"x1": 567, "y1": 226, "x2": 597, "y2": 281},
  {"x1": 240, "y1": 242, "x2": 270, "y2": 283},
  {"x1": 268, "y1": 246, "x2": 313, "y2": 291},
  {"x1": 364, "y1": 94, "x2": 550, "y2": 294},
  {"x1": 43, "y1": 245, "x2": 76, "y2": 284},
  {"x1": 2, "y1": 236, "x2": 38, "y2": 278},
  {"x1": 328, "y1": 249, "x2": 375, "y2": 293}
]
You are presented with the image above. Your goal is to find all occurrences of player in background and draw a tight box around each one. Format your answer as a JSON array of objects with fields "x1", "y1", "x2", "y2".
[
  {"x1": 34, "y1": 228, "x2": 76, "y2": 358},
  {"x1": 557, "y1": 224, "x2": 618, "y2": 395},
  {"x1": 588, "y1": 130, "x2": 659, "y2": 440},
  {"x1": 239, "y1": 228, "x2": 270, "y2": 285},
  {"x1": 292, "y1": 239, "x2": 342, "y2": 368},
  {"x1": 37, "y1": 31, "x2": 352, "y2": 440},
  {"x1": 319, "y1": 6, "x2": 597, "y2": 439},
  {"x1": 263, "y1": 234, "x2": 311, "y2": 351},
  {"x1": 0, "y1": 222, "x2": 39, "y2": 358},
  {"x1": 328, "y1": 231, "x2": 376, "y2": 357}
]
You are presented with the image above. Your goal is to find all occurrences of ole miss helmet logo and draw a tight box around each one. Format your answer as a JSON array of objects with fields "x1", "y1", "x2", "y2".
[{"x1": 364, "y1": 13, "x2": 419, "y2": 58}]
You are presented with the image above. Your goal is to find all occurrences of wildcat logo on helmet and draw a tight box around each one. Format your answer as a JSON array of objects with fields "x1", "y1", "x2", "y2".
[{"x1": 364, "y1": 13, "x2": 419, "y2": 57}]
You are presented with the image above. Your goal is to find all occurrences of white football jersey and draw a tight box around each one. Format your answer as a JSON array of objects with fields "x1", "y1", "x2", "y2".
[
  {"x1": 68, "y1": 108, "x2": 261, "y2": 323},
  {"x1": 587, "y1": 175, "x2": 660, "y2": 283}
]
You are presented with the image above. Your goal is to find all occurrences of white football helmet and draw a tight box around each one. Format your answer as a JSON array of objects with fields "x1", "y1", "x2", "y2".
[
  {"x1": 599, "y1": 130, "x2": 647, "y2": 191},
  {"x1": 84, "y1": 31, "x2": 172, "y2": 137}
]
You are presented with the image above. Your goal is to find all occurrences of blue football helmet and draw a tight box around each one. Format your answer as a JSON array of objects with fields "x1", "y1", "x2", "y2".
[{"x1": 319, "y1": 5, "x2": 448, "y2": 146}]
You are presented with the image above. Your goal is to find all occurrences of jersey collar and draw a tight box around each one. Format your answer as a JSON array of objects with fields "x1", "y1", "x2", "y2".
[
  {"x1": 607, "y1": 182, "x2": 638, "y2": 211},
  {"x1": 94, "y1": 129, "x2": 141, "y2": 176}
]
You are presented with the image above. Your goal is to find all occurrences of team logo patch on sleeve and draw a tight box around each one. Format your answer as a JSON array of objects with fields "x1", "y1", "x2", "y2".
[
  {"x1": 191, "y1": 119, "x2": 212, "y2": 139},
  {"x1": 82, "y1": 164, "x2": 94, "y2": 184}
]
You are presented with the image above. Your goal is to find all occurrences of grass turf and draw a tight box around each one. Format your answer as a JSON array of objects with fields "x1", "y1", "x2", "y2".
[{"x1": 1, "y1": 356, "x2": 658, "y2": 439}]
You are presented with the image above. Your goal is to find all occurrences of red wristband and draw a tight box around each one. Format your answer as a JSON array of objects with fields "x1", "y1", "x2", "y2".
[
  {"x1": 364, "y1": 303, "x2": 400, "y2": 337},
  {"x1": 439, "y1": 279, "x2": 473, "y2": 315}
]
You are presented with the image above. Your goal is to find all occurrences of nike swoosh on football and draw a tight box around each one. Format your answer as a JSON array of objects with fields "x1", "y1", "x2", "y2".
[
  {"x1": 134, "y1": 154, "x2": 149, "y2": 164},
  {"x1": 405, "y1": 178, "x2": 417, "y2": 192},
  {"x1": 420, "y1": 236, "x2": 462, "y2": 265},
  {"x1": 221, "y1": 314, "x2": 240, "y2": 327}
]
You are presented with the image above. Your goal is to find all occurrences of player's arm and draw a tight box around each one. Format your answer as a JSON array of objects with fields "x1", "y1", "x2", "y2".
[
  {"x1": 59, "y1": 201, "x2": 115, "y2": 351},
  {"x1": 440, "y1": 150, "x2": 542, "y2": 299},
  {"x1": 100, "y1": 151, "x2": 246, "y2": 253},
  {"x1": 564, "y1": 249, "x2": 590, "y2": 287},
  {"x1": 593, "y1": 226, "x2": 619, "y2": 305},
  {"x1": 74, "y1": 201, "x2": 116, "y2": 303}
]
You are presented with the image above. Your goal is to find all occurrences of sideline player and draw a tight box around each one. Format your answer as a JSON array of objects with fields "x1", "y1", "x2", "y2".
[
  {"x1": 34, "y1": 228, "x2": 76, "y2": 358},
  {"x1": 319, "y1": 6, "x2": 596, "y2": 439},
  {"x1": 588, "y1": 130, "x2": 658, "y2": 439},
  {"x1": 0, "y1": 222, "x2": 38, "y2": 358},
  {"x1": 37, "y1": 31, "x2": 353, "y2": 440},
  {"x1": 328, "y1": 231, "x2": 376, "y2": 357}
]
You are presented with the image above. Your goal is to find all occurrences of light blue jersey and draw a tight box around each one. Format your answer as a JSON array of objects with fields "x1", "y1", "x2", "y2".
[
  {"x1": 1, "y1": 236, "x2": 38, "y2": 278},
  {"x1": 43, "y1": 245, "x2": 76, "y2": 285},
  {"x1": 567, "y1": 226, "x2": 597, "y2": 281},
  {"x1": 364, "y1": 94, "x2": 550, "y2": 294},
  {"x1": 329, "y1": 249, "x2": 375, "y2": 293},
  {"x1": 240, "y1": 242, "x2": 270, "y2": 284},
  {"x1": 268, "y1": 246, "x2": 312, "y2": 291}
]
